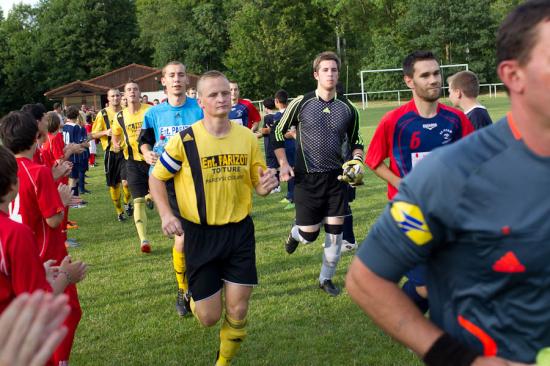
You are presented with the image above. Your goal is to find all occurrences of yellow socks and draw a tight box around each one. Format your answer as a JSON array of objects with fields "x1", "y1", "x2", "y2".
[
  {"x1": 122, "y1": 183, "x2": 131, "y2": 204},
  {"x1": 109, "y1": 185, "x2": 123, "y2": 215},
  {"x1": 217, "y1": 314, "x2": 247, "y2": 365},
  {"x1": 172, "y1": 246, "x2": 188, "y2": 292},
  {"x1": 133, "y1": 197, "x2": 147, "y2": 242}
]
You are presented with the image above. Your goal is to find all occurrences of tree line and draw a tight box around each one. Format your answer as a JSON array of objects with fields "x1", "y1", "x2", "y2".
[{"x1": 0, "y1": 0, "x2": 521, "y2": 115}]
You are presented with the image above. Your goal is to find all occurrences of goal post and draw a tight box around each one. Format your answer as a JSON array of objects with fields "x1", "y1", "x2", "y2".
[{"x1": 360, "y1": 64, "x2": 469, "y2": 110}]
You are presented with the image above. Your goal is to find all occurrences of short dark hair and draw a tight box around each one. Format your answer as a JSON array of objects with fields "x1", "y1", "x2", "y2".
[
  {"x1": 497, "y1": 0, "x2": 550, "y2": 66},
  {"x1": 20, "y1": 103, "x2": 47, "y2": 121},
  {"x1": 313, "y1": 51, "x2": 341, "y2": 72},
  {"x1": 263, "y1": 97, "x2": 275, "y2": 110},
  {"x1": 0, "y1": 145, "x2": 18, "y2": 203},
  {"x1": 45, "y1": 111, "x2": 61, "y2": 133},
  {"x1": 66, "y1": 106, "x2": 80, "y2": 120},
  {"x1": 53, "y1": 102, "x2": 62, "y2": 110},
  {"x1": 448, "y1": 71, "x2": 480, "y2": 98},
  {"x1": 274, "y1": 89, "x2": 288, "y2": 105},
  {"x1": 403, "y1": 51, "x2": 437, "y2": 77},
  {"x1": 0, "y1": 111, "x2": 39, "y2": 154}
]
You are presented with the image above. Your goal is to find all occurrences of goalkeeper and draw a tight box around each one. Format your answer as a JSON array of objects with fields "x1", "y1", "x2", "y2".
[{"x1": 273, "y1": 51, "x2": 364, "y2": 297}]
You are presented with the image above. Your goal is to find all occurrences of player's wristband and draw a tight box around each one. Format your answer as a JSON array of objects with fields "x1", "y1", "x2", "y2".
[{"x1": 423, "y1": 333, "x2": 480, "y2": 366}]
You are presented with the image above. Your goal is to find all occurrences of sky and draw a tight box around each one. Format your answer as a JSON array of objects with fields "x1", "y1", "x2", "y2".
[{"x1": 0, "y1": 0, "x2": 39, "y2": 14}]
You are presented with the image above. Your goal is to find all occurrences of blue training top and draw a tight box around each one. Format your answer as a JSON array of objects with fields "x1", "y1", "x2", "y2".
[
  {"x1": 357, "y1": 115, "x2": 550, "y2": 363},
  {"x1": 139, "y1": 97, "x2": 203, "y2": 149}
]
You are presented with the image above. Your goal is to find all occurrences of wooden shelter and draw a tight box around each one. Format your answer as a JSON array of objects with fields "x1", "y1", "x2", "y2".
[{"x1": 44, "y1": 63, "x2": 199, "y2": 109}]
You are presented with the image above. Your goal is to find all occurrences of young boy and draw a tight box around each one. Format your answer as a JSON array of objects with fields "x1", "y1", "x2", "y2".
[
  {"x1": 448, "y1": 70, "x2": 493, "y2": 130},
  {"x1": 62, "y1": 106, "x2": 88, "y2": 197},
  {"x1": 0, "y1": 111, "x2": 87, "y2": 366}
]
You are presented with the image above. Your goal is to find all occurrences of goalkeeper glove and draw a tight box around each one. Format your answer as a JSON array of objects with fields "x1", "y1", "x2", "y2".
[{"x1": 338, "y1": 155, "x2": 365, "y2": 187}]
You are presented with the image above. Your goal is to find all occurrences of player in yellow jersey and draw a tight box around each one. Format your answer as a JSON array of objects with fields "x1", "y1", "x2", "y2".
[
  {"x1": 112, "y1": 81, "x2": 152, "y2": 253},
  {"x1": 150, "y1": 71, "x2": 278, "y2": 365},
  {"x1": 91, "y1": 88, "x2": 133, "y2": 221}
]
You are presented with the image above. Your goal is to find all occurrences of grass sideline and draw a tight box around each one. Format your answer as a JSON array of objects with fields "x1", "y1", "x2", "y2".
[{"x1": 68, "y1": 96, "x2": 510, "y2": 365}]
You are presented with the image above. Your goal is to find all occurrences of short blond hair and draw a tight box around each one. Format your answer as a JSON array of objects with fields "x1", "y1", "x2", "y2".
[
  {"x1": 162, "y1": 61, "x2": 186, "y2": 77},
  {"x1": 197, "y1": 70, "x2": 229, "y2": 96}
]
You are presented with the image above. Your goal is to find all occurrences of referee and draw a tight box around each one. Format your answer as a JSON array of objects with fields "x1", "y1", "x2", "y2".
[
  {"x1": 273, "y1": 51, "x2": 364, "y2": 296},
  {"x1": 149, "y1": 71, "x2": 278, "y2": 366}
]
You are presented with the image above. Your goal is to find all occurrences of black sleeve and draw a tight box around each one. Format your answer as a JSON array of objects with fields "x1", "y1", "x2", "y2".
[{"x1": 138, "y1": 128, "x2": 156, "y2": 152}]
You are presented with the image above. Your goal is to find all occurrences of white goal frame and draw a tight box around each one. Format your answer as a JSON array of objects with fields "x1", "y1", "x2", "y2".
[{"x1": 360, "y1": 64, "x2": 469, "y2": 109}]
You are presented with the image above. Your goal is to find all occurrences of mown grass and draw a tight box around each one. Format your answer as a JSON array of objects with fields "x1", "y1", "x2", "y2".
[{"x1": 68, "y1": 96, "x2": 509, "y2": 365}]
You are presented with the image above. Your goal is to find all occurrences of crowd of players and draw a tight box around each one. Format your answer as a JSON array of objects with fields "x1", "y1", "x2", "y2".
[{"x1": 0, "y1": 1, "x2": 549, "y2": 365}]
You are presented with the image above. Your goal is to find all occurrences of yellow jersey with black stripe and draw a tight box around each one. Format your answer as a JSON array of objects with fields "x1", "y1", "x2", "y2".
[
  {"x1": 111, "y1": 104, "x2": 150, "y2": 161},
  {"x1": 92, "y1": 107, "x2": 121, "y2": 151},
  {"x1": 152, "y1": 121, "x2": 266, "y2": 225}
]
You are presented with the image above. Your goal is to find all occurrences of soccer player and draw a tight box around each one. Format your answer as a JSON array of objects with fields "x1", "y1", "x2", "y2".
[
  {"x1": 62, "y1": 106, "x2": 89, "y2": 198},
  {"x1": 186, "y1": 86, "x2": 197, "y2": 99},
  {"x1": 91, "y1": 88, "x2": 133, "y2": 221},
  {"x1": 273, "y1": 89, "x2": 295, "y2": 209},
  {"x1": 365, "y1": 50, "x2": 473, "y2": 312},
  {"x1": 0, "y1": 111, "x2": 87, "y2": 366},
  {"x1": 448, "y1": 71, "x2": 493, "y2": 130},
  {"x1": 229, "y1": 81, "x2": 261, "y2": 131},
  {"x1": 112, "y1": 81, "x2": 152, "y2": 253},
  {"x1": 149, "y1": 70, "x2": 278, "y2": 366},
  {"x1": 347, "y1": 1, "x2": 550, "y2": 364},
  {"x1": 273, "y1": 51, "x2": 364, "y2": 296},
  {"x1": 138, "y1": 61, "x2": 203, "y2": 317},
  {"x1": 260, "y1": 97, "x2": 279, "y2": 190}
]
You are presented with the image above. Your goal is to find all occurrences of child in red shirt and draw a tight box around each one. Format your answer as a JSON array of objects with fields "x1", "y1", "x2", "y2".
[{"x1": 0, "y1": 111, "x2": 87, "y2": 366}]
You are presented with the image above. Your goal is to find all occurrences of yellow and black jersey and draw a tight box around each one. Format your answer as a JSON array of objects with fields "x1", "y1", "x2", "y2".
[
  {"x1": 111, "y1": 104, "x2": 150, "y2": 161},
  {"x1": 92, "y1": 107, "x2": 121, "y2": 151},
  {"x1": 152, "y1": 121, "x2": 266, "y2": 225}
]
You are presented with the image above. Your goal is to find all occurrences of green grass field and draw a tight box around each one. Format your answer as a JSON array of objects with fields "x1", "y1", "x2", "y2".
[{"x1": 68, "y1": 95, "x2": 510, "y2": 365}]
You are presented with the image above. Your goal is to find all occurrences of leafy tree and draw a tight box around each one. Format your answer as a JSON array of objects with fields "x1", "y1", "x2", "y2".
[
  {"x1": 136, "y1": 0, "x2": 227, "y2": 73},
  {"x1": 224, "y1": 0, "x2": 333, "y2": 100},
  {"x1": 0, "y1": 4, "x2": 46, "y2": 113},
  {"x1": 38, "y1": 0, "x2": 144, "y2": 88}
]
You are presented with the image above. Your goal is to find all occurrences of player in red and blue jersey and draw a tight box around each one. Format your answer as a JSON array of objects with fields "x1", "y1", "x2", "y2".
[
  {"x1": 229, "y1": 81, "x2": 261, "y2": 130},
  {"x1": 365, "y1": 51, "x2": 473, "y2": 313},
  {"x1": 366, "y1": 51, "x2": 473, "y2": 201}
]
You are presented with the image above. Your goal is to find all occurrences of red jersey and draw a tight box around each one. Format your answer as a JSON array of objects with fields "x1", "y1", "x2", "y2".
[
  {"x1": 0, "y1": 211, "x2": 52, "y2": 314},
  {"x1": 42, "y1": 133, "x2": 65, "y2": 169},
  {"x1": 33, "y1": 144, "x2": 44, "y2": 165},
  {"x1": 365, "y1": 99, "x2": 473, "y2": 199},
  {"x1": 239, "y1": 99, "x2": 261, "y2": 129},
  {"x1": 10, "y1": 157, "x2": 66, "y2": 261}
]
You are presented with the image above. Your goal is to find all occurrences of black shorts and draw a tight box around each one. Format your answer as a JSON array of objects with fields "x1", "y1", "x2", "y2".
[
  {"x1": 120, "y1": 158, "x2": 128, "y2": 181},
  {"x1": 104, "y1": 150, "x2": 124, "y2": 187},
  {"x1": 125, "y1": 159, "x2": 149, "y2": 198},
  {"x1": 294, "y1": 171, "x2": 350, "y2": 226},
  {"x1": 182, "y1": 216, "x2": 257, "y2": 301},
  {"x1": 166, "y1": 178, "x2": 181, "y2": 220}
]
